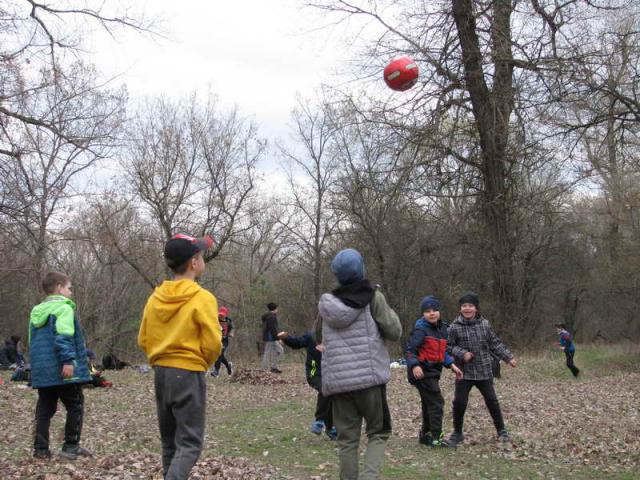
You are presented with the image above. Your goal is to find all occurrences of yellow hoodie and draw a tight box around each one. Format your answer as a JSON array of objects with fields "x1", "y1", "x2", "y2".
[{"x1": 138, "y1": 279, "x2": 222, "y2": 371}]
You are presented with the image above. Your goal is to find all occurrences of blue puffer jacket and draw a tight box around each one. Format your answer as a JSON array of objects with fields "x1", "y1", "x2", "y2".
[{"x1": 29, "y1": 295, "x2": 90, "y2": 388}]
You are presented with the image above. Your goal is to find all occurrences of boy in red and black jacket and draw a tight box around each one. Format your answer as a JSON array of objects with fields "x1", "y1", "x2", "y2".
[{"x1": 405, "y1": 296, "x2": 463, "y2": 447}]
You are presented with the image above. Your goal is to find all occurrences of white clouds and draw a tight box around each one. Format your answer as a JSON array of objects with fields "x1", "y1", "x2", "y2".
[{"x1": 87, "y1": 0, "x2": 348, "y2": 143}]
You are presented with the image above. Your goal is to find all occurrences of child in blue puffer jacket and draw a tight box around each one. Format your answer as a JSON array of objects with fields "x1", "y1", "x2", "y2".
[
  {"x1": 29, "y1": 271, "x2": 91, "y2": 460},
  {"x1": 405, "y1": 296, "x2": 463, "y2": 448}
]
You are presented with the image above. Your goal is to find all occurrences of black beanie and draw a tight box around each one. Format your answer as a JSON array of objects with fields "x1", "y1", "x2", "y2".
[{"x1": 458, "y1": 292, "x2": 479, "y2": 308}]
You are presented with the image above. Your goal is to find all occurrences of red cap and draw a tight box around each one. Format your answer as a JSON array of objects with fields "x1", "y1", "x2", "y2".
[{"x1": 219, "y1": 306, "x2": 229, "y2": 316}]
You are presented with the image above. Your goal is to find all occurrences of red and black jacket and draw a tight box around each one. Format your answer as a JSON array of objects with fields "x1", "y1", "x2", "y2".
[{"x1": 405, "y1": 318, "x2": 454, "y2": 382}]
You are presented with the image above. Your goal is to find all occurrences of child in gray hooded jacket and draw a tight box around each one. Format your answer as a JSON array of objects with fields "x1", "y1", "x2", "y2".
[{"x1": 319, "y1": 248, "x2": 402, "y2": 480}]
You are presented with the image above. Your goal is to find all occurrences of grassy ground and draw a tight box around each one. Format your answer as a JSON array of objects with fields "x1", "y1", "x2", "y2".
[{"x1": 0, "y1": 344, "x2": 638, "y2": 479}]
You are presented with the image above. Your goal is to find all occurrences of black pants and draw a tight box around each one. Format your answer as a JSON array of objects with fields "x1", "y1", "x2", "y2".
[
  {"x1": 415, "y1": 378, "x2": 444, "y2": 437},
  {"x1": 309, "y1": 376, "x2": 333, "y2": 428},
  {"x1": 214, "y1": 338, "x2": 231, "y2": 373},
  {"x1": 565, "y1": 351, "x2": 580, "y2": 377},
  {"x1": 452, "y1": 379, "x2": 505, "y2": 434},
  {"x1": 154, "y1": 366, "x2": 206, "y2": 480},
  {"x1": 34, "y1": 383, "x2": 84, "y2": 452}
]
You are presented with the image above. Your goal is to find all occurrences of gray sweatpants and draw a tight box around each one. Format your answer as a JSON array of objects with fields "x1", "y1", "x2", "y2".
[
  {"x1": 154, "y1": 366, "x2": 206, "y2": 480},
  {"x1": 261, "y1": 341, "x2": 282, "y2": 370}
]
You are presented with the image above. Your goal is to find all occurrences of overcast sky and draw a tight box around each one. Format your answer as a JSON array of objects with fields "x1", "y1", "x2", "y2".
[{"x1": 87, "y1": 0, "x2": 354, "y2": 143}]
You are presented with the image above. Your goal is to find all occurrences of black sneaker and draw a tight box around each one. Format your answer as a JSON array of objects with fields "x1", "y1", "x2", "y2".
[
  {"x1": 59, "y1": 445, "x2": 93, "y2": 460},
  {"x1": 498, "y1": 430, "x2": 511, "y2": 443},
  {"x1": 211, "y1": 369, "x2": 219, "y2": 377},
  {"x1": 227, "y1": 362, "x2": 233, "y2": 375},
  {"x1": 270, "y1": 368, "x2": 283, "y2": 374},
  {"x1": 447, "y1": 431, "x2": 464, "y2": 447},
  {"x1": 34, "y1": 449, "x2": 51, "y2": 459},
  {"x1": 418, "y1": 430, "x2": 433, "y2": 446}
]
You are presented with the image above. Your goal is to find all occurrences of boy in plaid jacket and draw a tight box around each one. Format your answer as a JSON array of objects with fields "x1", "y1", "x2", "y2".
[{"x1": 446, "y1": 292, "x2": 517, "y2": 446}]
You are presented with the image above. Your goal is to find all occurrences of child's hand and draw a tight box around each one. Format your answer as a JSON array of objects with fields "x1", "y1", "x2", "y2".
[
  {"x1": 61, "y1": 364, "x2": 74, "y2": 378},
  {"x1": 277, "y1": 331, "x2": 288, "y2": 339},
  {"x1": 463, "y1": 352, "x2": 474, "y2": 363},
  {"x1": 452, "y1": 364, "x2": 463, "y2": 380},
  {"x1": 315, "y1": 343, "x2": 325, "y2": 353},
  {"x1": 509, "y1": 358, "x2": 517, "y2": 368},
  {"x1": 412, "y1": 366, "x2": 424, "y2": 380}
]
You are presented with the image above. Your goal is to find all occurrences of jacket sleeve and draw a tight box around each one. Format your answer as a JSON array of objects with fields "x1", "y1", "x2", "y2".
[
  {"x1": 487, "y1": 323, "x2": 514, "y2": 362},
  {"x1": 447, "y1": 325, "x2": 468, "y2": 361},
  {"x1": 404, "y1": 327, "x2": 424, "y2": 369},
  {"x1": 370, "y1": 290, "x2": 402, "y2": 341},
  {"x1": 443, "y1": 351, "x2": 455, "y2": 367},
  {"x1": 137, "y1": 302, "x2": 149, "y2": 356},
  {"x1": 227, "y1": 317, "x2": 234, "y2": 335},
  {"x1": 54, "y1": 306, "x2": 77, "y2": 365},
  {"x1": 282, "y1": 334, "x2": 311, "y2": 350},
  {"x1": 197, "y1": 293, "x2": 223, "y2": 368}
]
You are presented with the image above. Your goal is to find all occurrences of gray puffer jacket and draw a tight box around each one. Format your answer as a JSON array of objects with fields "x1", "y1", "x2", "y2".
[{"x1": 319, "y1": 280, "x2": 401, "y2": 396}]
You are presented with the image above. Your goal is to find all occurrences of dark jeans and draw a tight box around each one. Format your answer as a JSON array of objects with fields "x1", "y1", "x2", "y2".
[
  {"x1": 452, "y1": 379, "x2": 505, "y2": 434},
  {"x1": 415, "y1": 378, "x2": 444, "y2": 437},
  {"x1": 214, "y1": 338, "x2": 231, "y2": 373},
  {"x1": 34, "y1": 383, "x2": 84, "y2": 452},
  {"x1": 565, "y1": 351, "x2": 580, "y2": 377},
  {"x1": 309, "y1": 376, "x2": 333, "y2": 428},
  {"x1": 154, "y1": 366, "x2": 206, "y2": 480}
]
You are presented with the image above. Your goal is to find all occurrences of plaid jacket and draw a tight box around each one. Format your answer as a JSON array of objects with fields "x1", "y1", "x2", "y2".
[{"x1": 447, "y1": 315, "x2": 513, "y2": 380}]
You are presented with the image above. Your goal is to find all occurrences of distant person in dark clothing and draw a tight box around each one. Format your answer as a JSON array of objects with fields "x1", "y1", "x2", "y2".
[
  {"x1": 278, "y1": 329, "x2": 335, "y2": 439},
  {"x1": 211, "y1": 307, "x2": 234, "y2": 377},
  {"x1": 261, "y1": 303, "x2": 282, "y2": 373},
  {"x1": 4, "y1": 335, "x2": 25, "y2": 366},
  {"x1": 555, "y1": 323, "x2": 580, "y2": 378}
]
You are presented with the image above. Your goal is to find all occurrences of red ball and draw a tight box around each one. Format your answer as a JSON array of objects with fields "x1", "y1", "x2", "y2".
[{"x1": 384, "y1": 56, "x2": 419, "y2": 91}]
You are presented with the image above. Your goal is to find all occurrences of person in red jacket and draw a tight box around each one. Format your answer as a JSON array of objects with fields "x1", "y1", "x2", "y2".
[{"x1": 405, "y1": 296, "x2": 463, "y2": 447}]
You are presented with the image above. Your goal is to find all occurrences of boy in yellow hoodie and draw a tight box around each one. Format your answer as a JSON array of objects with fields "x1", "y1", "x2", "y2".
[{"x1": 138, "y1": 234, "x2": 222, "y2": 480}]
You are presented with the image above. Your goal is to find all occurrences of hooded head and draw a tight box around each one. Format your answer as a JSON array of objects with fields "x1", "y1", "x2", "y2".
[{"x1": 331, "y1": 249, "x2": 365, "y2": 285}]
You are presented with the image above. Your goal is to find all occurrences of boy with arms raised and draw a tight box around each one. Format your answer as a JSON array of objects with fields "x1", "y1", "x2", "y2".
[
  {"x1": 30, "y1": 271, "x2": 91, "y2": 460},
  {"x1": 138, "y1": 234, "x2": 222, "y2": 480},
  {"x1": 320, "y1": 248, "x2": 402, "y2": 480}
]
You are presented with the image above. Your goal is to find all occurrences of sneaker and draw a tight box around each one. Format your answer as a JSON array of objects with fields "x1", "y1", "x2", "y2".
[
  {"x1": 59, "y1": 445, "x2": 93, "y2": 460},
  {"x1": 227, "y1": 362, "x2": 233, "y2": 375},
  {"x1": 446, "y1": 431, "x2": 464, "y2": 447},
  {"x1": 310, "y1": 420, "x2": 325, "y2": 435},
  {"x1": 210, "y1": 369, "x2": 219, "y2": 377},
  {"x1": 498, "y1": 429, "x2": 511, "y2": 443},
  {"x1": 418, "y1": 430, "x2": 433, "y2": 446},
  {"x1": 33, "y1": 449, "x2": 51, "y2": 459},
  {"x1": 429, "y1": 432, "x2": 455, "y2": 448},
  {"x1": 270, "y1": 368, "x2": 283, "y2": 374},
  {"x1": 326, "y1": 426, "x2": 337, "y2": 440}
]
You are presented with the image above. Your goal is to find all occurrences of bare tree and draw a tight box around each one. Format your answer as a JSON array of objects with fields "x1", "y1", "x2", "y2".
[
  {"x1": 125, "y1": 93, "x2": 264, "y2": 270},
  {"x1": 278, "y1": 94, "x2": 342, "y2": 301}
]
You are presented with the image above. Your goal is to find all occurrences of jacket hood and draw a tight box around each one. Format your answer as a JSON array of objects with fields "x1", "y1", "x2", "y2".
[
  {"x1": 453, "y1": 314, "x2": 482, "y2": 325},
  {"x1": 319, "y1": 292, "x2": 366, "y2": 330},
  {"x1": 148, "y1": 279, "x2": 203, "y2": 323},
  {"x1": 331, "y1": 279, "x2": 375, "y2": 308},
  {"x1": 415, "y1": 318, "x2": 439, "y2": 329},
  {"x1": 30, "y1": 295, "x2": 76, "y2": 328}
]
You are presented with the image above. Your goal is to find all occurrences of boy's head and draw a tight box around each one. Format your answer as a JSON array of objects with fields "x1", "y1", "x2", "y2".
[
  {"x1": 164, "y1": 234, "x2": 214, "y2": 277},
  {"x1": 219, "y1": 306, "x2": 229, "y2": 319},
  {"x1": 42, "y1": 271, "x2": 72, "y2": 298},
  {"x1": 459, "y1": 292, "x2": 479, "y2": 319},
  {"x1": 555, "y1": 323, "x2": 566, "y2": 333},
  {"x1": 267, "y1": 302, "x2": 278, "y2": 312},
  {"x1": 420, "y1": 295, "x2": 441, "y2": 323},
  {"x1": 331, "y1": 248, "x2": 365, "y2": 285}
]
